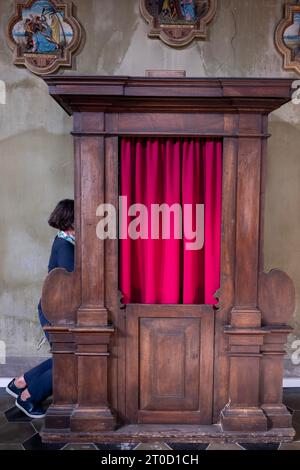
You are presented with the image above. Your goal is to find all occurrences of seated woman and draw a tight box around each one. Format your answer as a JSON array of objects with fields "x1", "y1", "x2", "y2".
[{"x1": 6, "y1": 199, "x2": 75, "y2": 418}]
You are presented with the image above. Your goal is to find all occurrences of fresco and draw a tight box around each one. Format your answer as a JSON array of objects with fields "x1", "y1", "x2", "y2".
[
  {"x1": 12, "y1": 0, "x2": 73, "y2": 55},
  {"x1": 140, "y1": 0, "x2": 217, "y2": 47},
  {"x1": 159, "y1": 0, "x2": 205, "y2": 24},
  {"x1": 283, "y1": 12, "x2": 300, "y2": 58},
  {"x1": 276, "y1": 5, "x2": 300, "y2": 74},
  {"x1": 8, "y1": 0, "x2": 82, "y2": 75}
]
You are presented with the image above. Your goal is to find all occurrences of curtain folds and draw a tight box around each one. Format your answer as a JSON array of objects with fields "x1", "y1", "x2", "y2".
[{"x1": 119, "y1": 137, "x2": 222, "y2": 305}]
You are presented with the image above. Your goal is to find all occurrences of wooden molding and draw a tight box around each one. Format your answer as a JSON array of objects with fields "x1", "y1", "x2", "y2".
[{"x1": 44, "y1": 76, "x2": 293, "y2": 115}]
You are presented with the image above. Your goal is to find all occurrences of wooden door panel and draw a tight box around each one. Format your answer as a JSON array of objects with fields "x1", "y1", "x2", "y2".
[
  {"x1": 126, "y1": 304, "x2": 214, "y2": 424},
  {"x1": 140, "y1": 318, "x2": 200, "y2": 410}
]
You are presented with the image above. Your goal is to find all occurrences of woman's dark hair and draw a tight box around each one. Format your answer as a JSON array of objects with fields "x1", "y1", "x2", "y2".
[{"x1": 48, "y1": 199, "x2": 74, "y2": 231}]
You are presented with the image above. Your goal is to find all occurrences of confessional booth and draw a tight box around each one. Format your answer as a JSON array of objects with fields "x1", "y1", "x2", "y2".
[{"x1": 41, "y1": 75, "x2": 295, "y2": 443}]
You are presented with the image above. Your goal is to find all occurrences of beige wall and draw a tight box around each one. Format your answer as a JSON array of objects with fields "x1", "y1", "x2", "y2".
[{"x1": 0, "y1": 0, "x2": 299, "y2": 374}]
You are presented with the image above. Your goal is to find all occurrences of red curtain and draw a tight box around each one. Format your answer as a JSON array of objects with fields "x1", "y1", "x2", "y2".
[{"x1": 119, "y1": 137, "x2": 222, "y2": 305}]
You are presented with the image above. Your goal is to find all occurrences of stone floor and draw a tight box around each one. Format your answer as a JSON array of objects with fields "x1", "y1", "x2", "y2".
[{"x1": 0, "y1": 388, "x2": 300, "y2": 450}]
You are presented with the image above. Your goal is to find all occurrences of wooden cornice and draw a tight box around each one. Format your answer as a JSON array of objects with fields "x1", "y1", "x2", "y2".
[{"x1": 44, "y1": 76, "x2": 293, "y2": 115}]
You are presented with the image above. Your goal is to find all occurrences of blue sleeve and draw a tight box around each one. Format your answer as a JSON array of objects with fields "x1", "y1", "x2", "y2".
[{"x1": 56, "y1": 242, "x2": 75, "y2": 272}]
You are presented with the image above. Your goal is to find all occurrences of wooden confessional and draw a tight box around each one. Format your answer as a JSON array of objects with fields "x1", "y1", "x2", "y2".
[{"x1": 41, "y1": 76, "x2": 295, "y2": 444}]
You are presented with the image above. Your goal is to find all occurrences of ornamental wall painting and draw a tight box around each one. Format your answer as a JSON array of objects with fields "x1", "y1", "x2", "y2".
[
  {"x1": 7, "y1": 0, "x2": 82, "y2": 76},
  {"x1": 276, "y1": 2, "x2": 300, "y2": 75},
  {"x1": 140, "y1": 0, "x2": 217, "y2": 47}
]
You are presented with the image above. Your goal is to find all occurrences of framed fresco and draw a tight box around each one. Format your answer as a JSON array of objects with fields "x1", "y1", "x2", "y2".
[
  {"x1": 7, "y1": 0, "x2": 82, "y2": 76},
  {"x1": 276, "y1": 2, "x2": 300, "y2": 75},
  {"x1": 139, "y1": 0, "x2": 217, "y2": 47}
]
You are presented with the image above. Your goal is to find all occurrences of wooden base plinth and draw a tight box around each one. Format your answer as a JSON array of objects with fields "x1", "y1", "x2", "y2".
[
  {"x1": 261, "y1": 404, "x2": 293, "y2": 429},
  {"x1": 70, "y1": 406, "x2": 116, "y2": 433},
  {"x1": 220, "y1": 407, "x2": 268, "y2": 432},
  {"x1": 41, "y1": 423, "x2": 295, "y2": 444},
  {"x1": 44, "y1": 405, "x2": 74, "y2": 430}
]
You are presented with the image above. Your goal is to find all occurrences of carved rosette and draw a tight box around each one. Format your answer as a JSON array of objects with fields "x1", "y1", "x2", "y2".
[
  {"x1": 140, "y1": 0, "x2": 217, "y2": 47},
  {"x1": 275, "y1": 3, "x2": 300, "y2": 75},
  {"x1": 7, "y1": 0, "x2": 82, "y2": 76}
]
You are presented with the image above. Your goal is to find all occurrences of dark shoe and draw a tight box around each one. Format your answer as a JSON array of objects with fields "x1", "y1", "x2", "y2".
[
  {"x1": 5, "y1": 379, "x2": 26, "y2": 399},
  {"x1": 15, "y1": 396, "x2": 46, "y2": 419}
]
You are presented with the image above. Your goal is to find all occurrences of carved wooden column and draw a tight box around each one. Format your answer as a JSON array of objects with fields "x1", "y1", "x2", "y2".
[
  {"x1": 69, "y1": 112, "x2": 115, "y2": 432},
  {"x1": 221, "y1": 115, "x2": 269, "y2": 431}
]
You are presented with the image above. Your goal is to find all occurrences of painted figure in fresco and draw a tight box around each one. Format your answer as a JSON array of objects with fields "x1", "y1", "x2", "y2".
[
  {"x1": 24, "y1": 18, "x2": 34, "y2": 50},
  {"x1": 32, "y1": 29, "x2": 58, "y2": 53},
  {"x1": 169, "y1": 1, "x2": 180, "y2": 19},
  {"x1": 24, "y1": 14, "x2": 58, "y2": 53},
  {"x1": 40, "y1": 14, "x2": 53, "y2": 37},
  {"x1": 20, "y1": 3, "x2": 68, "y2": 54},
  {"x1": 180, "y1": 0, "x2": 196, "y2": 21},
  {"x1": 160, "y1": 0, "x2": 198, "y2": 22},
  {"x1": 160, "y1": 0, "x2": 180, "y2": 20},
  {"x1": 35, "y1": 13, "x2": 60, "y2": 53}
]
